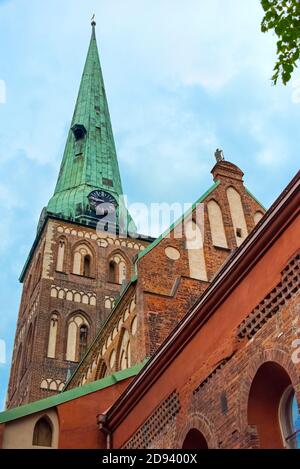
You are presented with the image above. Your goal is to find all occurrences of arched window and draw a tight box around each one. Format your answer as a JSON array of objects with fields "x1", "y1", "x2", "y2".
[
  {"x1": 207, "y1": 200, "x2": 228, "y2": 248},
  {"x1": 182, "y1": 429, "x2": 208, "y2": 449},
  {"x1": 83, "y1": 255, "x2": 91, "y2": 277},
  {"x1": 108, "y1": 254, "x2": 127, "y2": 285},
  {"x1": 72, "y1": 244, "x2": 93, "y2": 277},
  {"x1": 109, "y1": 260, "x2": 117, "y2": 283},
  {"x1": 33, "y1": 417, "x2": 52, "y2": 447},
  {"x1": 279, "y1": 386, "x2": 300, "y2": 448},
  {"x1": 96, "y1": 360, "x2": 108, "y2": 380},
  {"x1": 56, "y1": 239, "x2": 65, "y2": 271},
  {"x1": 184, "y1": 220, "x2": 207, "y2": 281},
  {"x1": 118, "y1": 329, "x2": 131, "y2": 371},
  {"x1": 248, "y1": 361, "x2": 297, "y2": 448},
  {"x1": 66, "y1": 314, "x2": 89, "y2": 362},
  {"x1": 226, "y1": 187, "x2": 248, "y2": 246},
  {"x1": 79, "y1": 324, "x2": 88, "y2": 360},
  {"x1": 47, "y1": 313, "x2": 58, "y2": 359}
]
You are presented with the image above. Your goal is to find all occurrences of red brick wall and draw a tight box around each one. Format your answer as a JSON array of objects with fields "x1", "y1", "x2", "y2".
[
  {"x1": 65, "y1": 161, "x2": 266, "y2": 389},
  {"x1": 111, "y1": 214, "x2": 300, "y2": 449},
  {"x1": 134, "y1": 160, "x2": 265, "y2": 361}
]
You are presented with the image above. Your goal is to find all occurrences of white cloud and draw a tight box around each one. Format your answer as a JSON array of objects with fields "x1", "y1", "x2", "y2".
[
  {"x1": 93, "y1": 0, "x2": 276, "y2": 92},
  {"x1": 118, "y1": 95, "x2": 216, "y2": 198},
  {"x1": 0, "y1": 0, "x2": 299, "y2": 411},
  {"x1": 246, "y1": 110, "x2": 288, "y2": 168}
]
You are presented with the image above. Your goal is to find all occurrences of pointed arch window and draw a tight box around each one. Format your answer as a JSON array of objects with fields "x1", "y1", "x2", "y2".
[
  {"x1": 185, "y1": 220, "x2": 207, "y2": 281},
  {"x1": 109, "y1": 260, "x2": 117, "y2": 283},
  {"x1": 79, "y1": 324, "x2": 88, "y2": 360},
  {"x1": 33, "y1": 417, "x2": 53, "y2": 447},
  {"x1": 56, "y1": 239, "x2": 65, "y2": 272},
  {"x1": 108, "y1": 254, "x2": 127, "y2": 285},
  {"x1": 226, "y1": 186, "x2": 248, "y2": 246},
  {"x1": 66, "y1": 314, "x2": 89, "y2": 362},
  {"x1": 83, "y1": 255, "x2": 91, "y2": 277},
  {"x1": 47, "y1": 313, "x2": 58, "y2": 359},
  {"x1": 207, "y1": 200, "x2": 228, "y2": 248},
  {"x1": 118, "y1": 329, "x2": 131, "y2": 371},
  {"x1": 96, "y1": 360, "x2": 108, "y2": 380},
  {"x1": 72, "y1": 244, "x2": 94, "y2": 277}
]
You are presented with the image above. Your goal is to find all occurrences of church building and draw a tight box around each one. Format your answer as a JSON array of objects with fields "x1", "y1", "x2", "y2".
[{"x1": 0, "y1": 22, "x2": 299, "y2": 449}]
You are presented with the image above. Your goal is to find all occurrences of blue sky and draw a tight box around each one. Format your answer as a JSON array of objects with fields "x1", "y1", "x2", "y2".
[{"x1": 0, "y1": 0, "x2": 299, "y2": 410}]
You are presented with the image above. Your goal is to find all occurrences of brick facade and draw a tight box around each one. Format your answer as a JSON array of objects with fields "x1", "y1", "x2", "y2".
[
  {"x1": 2, "y1": 169, "x2": 299, "y2": 450},
  {"x1": 7, "y1": 218, "x2": 151, "y2": 408},
  {"x1": 102, "y1": 173, "x2": 300, "y2": 449},
  {"x1": 67, "y1": 160, "x2": 265, "y2": 388}
]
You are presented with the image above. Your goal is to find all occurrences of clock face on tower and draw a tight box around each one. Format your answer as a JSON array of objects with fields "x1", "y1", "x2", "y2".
[{"x1": 88, "y1": 190, "x2": 117, "y2": 218}]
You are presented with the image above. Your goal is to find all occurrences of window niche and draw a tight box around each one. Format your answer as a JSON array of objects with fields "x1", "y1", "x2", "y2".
[
  {"x1": 108, "y1": 254, "x2": 127, "y2": 285},
  {"x1": 72, "y1": 244, "x2": 94, "y2": 277},
  {"x1": 71, "y1": 124, "x2": 87, "y2": 157},
  {"x1": 66, "y1": 314, "x2": 89, "y2": 362},
  {"x1": 32, "y1": 417, "x2": 53, "y2": 447}
]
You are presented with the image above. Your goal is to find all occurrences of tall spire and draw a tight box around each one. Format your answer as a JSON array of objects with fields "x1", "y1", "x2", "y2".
[{"x1": 47, "y1": 22, "x2": 126, "y2": 228}]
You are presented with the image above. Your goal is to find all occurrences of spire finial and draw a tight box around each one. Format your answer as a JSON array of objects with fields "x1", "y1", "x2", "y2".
[
  {"x1": 215, "y1": 148, "x2": 225, "y2": 163},
  {"x1": 91, "y1": 13, "x2": 96, "y2": 27}
]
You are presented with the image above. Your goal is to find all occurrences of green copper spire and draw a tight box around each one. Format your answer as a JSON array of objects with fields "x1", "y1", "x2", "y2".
[{"x1": 47, "y1": 21, "x2": 129, "y2": 230}]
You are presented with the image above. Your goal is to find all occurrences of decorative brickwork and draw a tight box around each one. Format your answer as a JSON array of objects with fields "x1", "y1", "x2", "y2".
[
  {"x1": 193, "y1": 357, "x2": 231, "y2": 394},
  {"x1": 174, "y1": 412, "x2": 218, "y2": 449},
  {"x1": 104, "y1": 181, "x2": 300, "y2": 449},
  {"x1": 123, "y1": 391, "x2": 180, "y2": 449},
  {"x1": 237, "y1": 251, "x2": 300, "y2": 340}
]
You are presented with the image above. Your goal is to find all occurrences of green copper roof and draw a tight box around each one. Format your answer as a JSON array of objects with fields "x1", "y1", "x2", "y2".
[
  {"x1": 47, "y1": 23, "x2": 125, "y2": 223},
  {"x1": 0, "y1": 361, "x2": 146, "y2": 424}
]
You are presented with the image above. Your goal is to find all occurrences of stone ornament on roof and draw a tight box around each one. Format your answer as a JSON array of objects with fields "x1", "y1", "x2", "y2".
[{"x1": 215, "y1": 148, "x2": 225, "y2": 163}]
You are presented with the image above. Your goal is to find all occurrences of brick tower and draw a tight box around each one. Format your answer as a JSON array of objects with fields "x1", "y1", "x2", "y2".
[{"x1": 6, "y1": 21, "x2": 152, "y2": 408}]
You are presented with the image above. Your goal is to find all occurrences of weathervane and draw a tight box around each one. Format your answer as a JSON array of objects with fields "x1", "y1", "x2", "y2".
[
  {"x1": 91, "y1": 13, "x2": 96, "y2": 26},
  {"x1": 214, "y1": 148, "x2": 225, "y2": 163}
]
